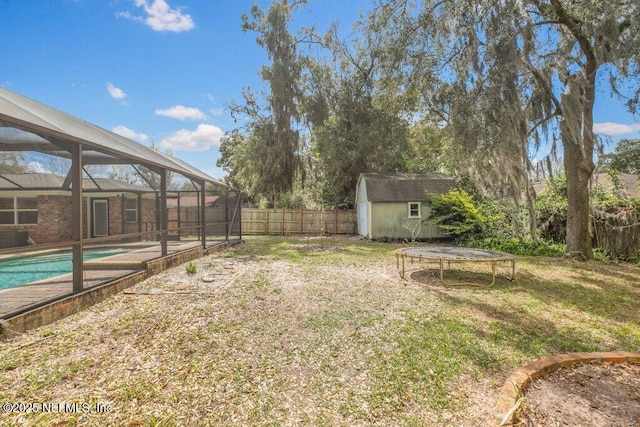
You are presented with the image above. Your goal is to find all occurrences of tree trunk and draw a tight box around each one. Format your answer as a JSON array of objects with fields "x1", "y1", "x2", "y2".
[
  {"x1": 561, "y1": 75, "x2": 595, "y2": 260},
  {"x1": 564, "y1": 148, "x2": 593, "y2": 259}
]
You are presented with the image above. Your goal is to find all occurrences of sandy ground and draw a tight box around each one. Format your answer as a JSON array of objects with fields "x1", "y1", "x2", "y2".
[
  {"x1": 1, "y1": 237, "x2": 639, "y2": 426},
  {"x1": 523, "y1": 361, "x2": 640, "y2": 426}
]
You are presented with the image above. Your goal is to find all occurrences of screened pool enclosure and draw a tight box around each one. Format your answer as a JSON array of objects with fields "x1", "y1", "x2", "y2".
[{"x1": 0, "y1": 88, "x2": 241, "y2": 319}]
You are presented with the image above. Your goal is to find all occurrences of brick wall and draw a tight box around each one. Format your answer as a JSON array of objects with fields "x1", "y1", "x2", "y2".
[
  {"x1": 103, "y1": 196, "x2": 156, "y2": 239},
  {"x1": 2, "y1": 195, "x2": 73, "y2": 244},
  {"x1": 0, "y1": 195, "x2": 158, "y2": 245},
  {"x1": 112, "y1": 197, "x2": 156, "y2": 236}
]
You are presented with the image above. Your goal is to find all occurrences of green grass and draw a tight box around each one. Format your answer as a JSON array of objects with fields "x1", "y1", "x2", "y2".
[{"x1": 1, "y1": 236, "x2": 639, "y2": 425}]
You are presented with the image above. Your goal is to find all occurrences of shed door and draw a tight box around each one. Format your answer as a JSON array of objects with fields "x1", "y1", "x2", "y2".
[
  {"x1": 357, "y1": 203, "x2": 368, "y2": 237},
  {"x1": 92, "y1": 199, "x2": 109, "y2": 237}
]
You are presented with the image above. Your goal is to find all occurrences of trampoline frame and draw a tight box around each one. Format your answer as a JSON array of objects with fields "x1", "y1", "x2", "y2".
[{"x1": 395, "y1": 247, "x2": 516, "y2": 286}]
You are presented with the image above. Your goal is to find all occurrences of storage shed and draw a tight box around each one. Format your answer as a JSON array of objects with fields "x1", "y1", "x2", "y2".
[{"x1": 356, "y1": 173, "x2": 455, "y2": 240}]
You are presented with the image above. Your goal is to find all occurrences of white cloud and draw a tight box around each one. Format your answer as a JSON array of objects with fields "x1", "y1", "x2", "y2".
[
  {"x1": 160, "y1": 124, "x2": 224, "y2": 152},
  {"x1": 594, "y1": 122, "x2": 640, "y2": 136},
  {"x1": 112, "y1": 125, "x2": 150, "y2": 143},
  {"x1": 128, "y1": 0, "x2": 194, "y2": 33},
  {"x1": 116, "y1": 10, "x2": 144, "y2": 23},
  {"x1": 155, "y1": 105, "x2": 207, "y2": 121},
  {"x1": 25, "y1": 161, "x2": 47, "y2": 173},
  {"x1": 202, "y1": 93, "x2": 223, "y2": 116},
  {"x1": 107, "y1": 82, "x2": 127, "y2": 100}
]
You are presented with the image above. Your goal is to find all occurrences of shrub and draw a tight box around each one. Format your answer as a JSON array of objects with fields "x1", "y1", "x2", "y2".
[
  {"x1": 428, "y1": 189, "x2": 499, "y2": 239},
  {"x1": 185, "y1": 261, "x2": 197, "y2": 274},
  {"x1": 465, "y1": 237, "x2": 565, "y2": 257}
]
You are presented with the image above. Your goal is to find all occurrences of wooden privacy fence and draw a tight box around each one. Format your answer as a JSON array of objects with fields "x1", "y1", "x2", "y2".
[
  {"x1": 242, "y1": 208, "x2": 357, "y2": 235},
  {"x1": 167, "y1": 208, "x2": 241, "y2": 238},
  {"x1": 592, "y1": 205, "x2": 640, "y2": 261}
]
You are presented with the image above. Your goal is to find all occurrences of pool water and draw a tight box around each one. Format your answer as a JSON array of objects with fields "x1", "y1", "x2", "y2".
[{"x1": 0, "y1": 248, "x2": 129, "y2": 290}]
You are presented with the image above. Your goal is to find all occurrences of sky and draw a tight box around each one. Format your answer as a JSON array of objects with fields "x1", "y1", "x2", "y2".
[{"x1": 1, "y1": 0, "x2": 639, "y2": 181}]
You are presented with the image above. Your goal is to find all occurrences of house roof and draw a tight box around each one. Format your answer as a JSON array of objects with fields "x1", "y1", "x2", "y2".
[
  {"x1": 360, "y1": 173, "x2": 455, "y2": 202},
  {"x1": 533, "y1": 173, "x2": 639, "y2": 199},
  {"x1": 0, "y1": 88, "x2": 226, "y2": 188},
  {"x1": 0, "y1": 173, "x2": 154, "y2": 192},
  {"x1": 166, "y1": 195, "x2": 220, "y2": 207},
  {"x1": 592, "y1": 173, "x2": 639, "y2": 199}
]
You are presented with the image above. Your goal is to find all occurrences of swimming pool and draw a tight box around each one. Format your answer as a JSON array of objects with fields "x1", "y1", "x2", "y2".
[{"x1": 0, "y1": 248, "x2": 129, "y2": 290}]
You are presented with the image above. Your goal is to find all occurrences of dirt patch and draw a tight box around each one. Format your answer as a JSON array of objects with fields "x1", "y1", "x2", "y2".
[
  {"x1": 522, "y1": 361, "x2": 640, "y2": 426},
  {"x1": 287, "y1": 243, "x2": 343, "y2": 253}
]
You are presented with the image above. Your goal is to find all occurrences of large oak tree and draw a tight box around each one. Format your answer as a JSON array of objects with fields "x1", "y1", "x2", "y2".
[{"x1": 370, "y1": 0, "x2": 639, "y2": 258}]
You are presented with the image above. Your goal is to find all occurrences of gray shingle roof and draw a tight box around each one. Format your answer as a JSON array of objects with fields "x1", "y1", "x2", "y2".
[
  {"x1": 533, "y1": 173, "x2": 639, "y2": 199},
  {"x1": 361, "y1": 173, "x2": 455, "y2": 202},
  {"x1": 0, "y1": 173, "x2": 154, "y2": 192}
]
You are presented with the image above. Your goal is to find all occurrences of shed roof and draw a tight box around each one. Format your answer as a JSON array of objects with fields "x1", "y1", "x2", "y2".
[
  {"x1": 360, "y1": 173, "x2": 455, "y2": 202},
  {"x1": 0, "y1": 173, "x2": 155, "y2": 192},
  {"x1": 0, "y1": 88, "x2": 225, "y2": 188}
]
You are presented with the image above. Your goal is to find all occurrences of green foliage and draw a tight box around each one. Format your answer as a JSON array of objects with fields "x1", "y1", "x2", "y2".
[
  {"x1": 219, "y1": 1, "x2": 304, "y2": 206},
  {"x1": 274, "y1": 188, "x2": 307, "y2": 209},
  {"x1": 592, "y1": 169, "x2": 632, "y2": 204},
  {"x1": 428, "y1": 189, "x2": 498, "y2": 239},
  {"x1": 465, "y1": 237, "x2": 565, "y2": 257},
  {"x1": 535, "y1": 174, "x2": 568, "y2": 243},
  {"x1": 369, "y1": 0, "x2": 640, "y2": 258},
  {"x1": 405, "y1": 122, "x2": 452, "y2": 174},
  {"x1": 600, "y1": 138, "x2": 640, "y2": 175},
  {"x1": 306, "y1": 69, "x2": 411, "y2": 208},
  {"x1": 536, "y1": 173, "x2": 640, "y2": 261},
  {"x1": 185, "y1": 261, "x2": 197, "y2": 275},
  {"x1": 0, "y1": 152, "x2": 26, "y2": 173}
]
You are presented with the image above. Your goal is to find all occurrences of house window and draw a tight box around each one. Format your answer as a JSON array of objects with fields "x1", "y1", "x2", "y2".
[
  {"x1": 408, "y1": 202, "x2": 421, "y2": 218},
  {"x1": 0, "y1": 197, "x2": 38, "y2": 225},
  {"x1": 124, "y1": 198, "x2": 138, "y2": 223}
]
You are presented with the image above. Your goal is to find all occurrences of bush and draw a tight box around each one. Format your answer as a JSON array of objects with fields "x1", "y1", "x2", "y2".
[
  {"x1": 465, "y1": 237, "x2": 565, "y2": 257},
  {"x1": 535, "y1": 174, "x2": 568, "y2": 243},
  {"x1": 185, "y1": 261, "x2": 197, "y2": 274},
  {"x1": 428, "y1": 189, "x2": 499, "y2": 239},
  {"x1": 537, "y1": 201, "x2": 567, "y2": 243}
]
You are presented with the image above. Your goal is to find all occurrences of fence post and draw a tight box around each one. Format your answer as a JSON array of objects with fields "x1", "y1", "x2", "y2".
[{"x1": 300, "y1": 209, "x2": 303, "y2": 234}]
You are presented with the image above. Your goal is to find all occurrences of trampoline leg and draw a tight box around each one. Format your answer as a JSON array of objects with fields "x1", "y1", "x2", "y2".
[
  {"x1": 398, "y1": 254, "x2": 405, "y2": 279},
  {"x1": 511, "y1": 259, "x2": 515, "y2": 281},
  {"x1": 439, "y1": 258, "x2": 444, "y2": 281},
  {"x1": 490, "y1": 262, "x2": 496, "y2": 286}
]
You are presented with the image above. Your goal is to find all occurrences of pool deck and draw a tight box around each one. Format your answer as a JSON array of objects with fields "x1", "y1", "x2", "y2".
[{"x1": 0, "y1": 241, "x2": 204, "y2": 317}]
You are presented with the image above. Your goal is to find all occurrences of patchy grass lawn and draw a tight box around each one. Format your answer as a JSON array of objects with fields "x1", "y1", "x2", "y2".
[{"x1": 1, "y1": 236, "x2": 639, "y2": 426}]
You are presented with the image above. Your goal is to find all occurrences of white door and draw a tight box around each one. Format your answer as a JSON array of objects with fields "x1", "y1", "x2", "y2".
[
  {"x1": 357, "y1": 203, "x2": 368, "y2": 237},
  {"x1": 92, "y1": 199, "x2": 109, "y2": 237}
]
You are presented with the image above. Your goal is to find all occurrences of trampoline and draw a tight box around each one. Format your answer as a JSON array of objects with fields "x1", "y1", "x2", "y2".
[{"x1": 395, "y1": 246, "x2": 516, "y2": 286}]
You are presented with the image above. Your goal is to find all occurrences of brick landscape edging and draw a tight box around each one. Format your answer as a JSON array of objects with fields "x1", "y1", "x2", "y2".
[{"x1": 495, "y1": 351, "x2": 640, "y2": 426}]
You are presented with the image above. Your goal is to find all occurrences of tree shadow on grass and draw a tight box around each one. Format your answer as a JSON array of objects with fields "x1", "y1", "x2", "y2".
[
  {"x1": 442, "y1": 292, "x2": 610, "y2": 359},
  {"x1": 502, "y1": 263, "x2": 640, "y2": 325},
  {"x1": 412, "y1": 257, "x2": 640, "y2": 325},
  {"x1": 406, "y1": 258, "x2": 640, "y2": 362},
  {"x1": 423, "y1": 262, "x2": 640, "y2": 369}
]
